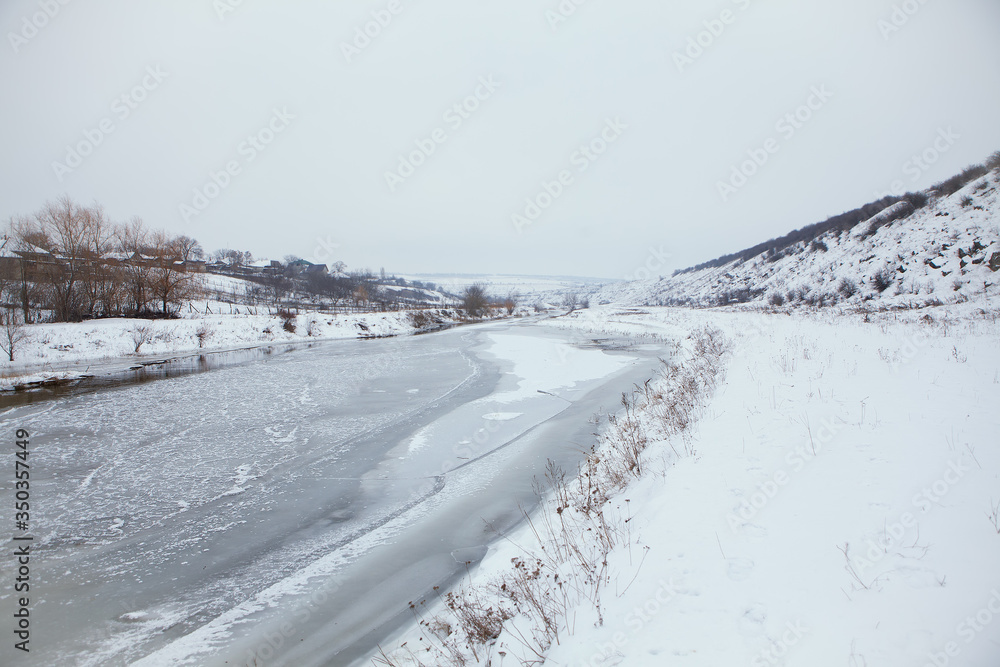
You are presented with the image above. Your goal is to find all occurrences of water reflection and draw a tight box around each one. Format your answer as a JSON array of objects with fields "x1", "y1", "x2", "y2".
[{"x1": 0, "y1": 343, "x2": 312, "y2": 410}]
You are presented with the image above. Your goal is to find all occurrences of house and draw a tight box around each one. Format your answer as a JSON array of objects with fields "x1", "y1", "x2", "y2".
[
  {"x1": 248, "y1": 259, "x2": 284, "y2": 278},
  {"x1": 7, "y1": 244, "x2": 63, "y2": 280},
  {"x1": 305, "y1": 263, "x2": 329, "y2": 276},
  {"x1": 0, "y1": 236, "x2": 18, "y2": 279},
  {"x1": 287, "y1": 259, "x2": 313, "y2": 273}
]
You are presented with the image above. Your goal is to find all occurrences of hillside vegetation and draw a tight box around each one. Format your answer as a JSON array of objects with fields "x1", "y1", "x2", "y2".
[{"x1": 599, "y1": 156, "x2": 1000, "y2": 310}]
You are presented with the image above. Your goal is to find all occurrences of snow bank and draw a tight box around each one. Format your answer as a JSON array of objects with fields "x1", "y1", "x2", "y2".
[
  {"x1": 371, "y1": 305, "x2": 1000, "y2": 666},
  {"x1": 0, "y1": 308, "x2": 480, "y2": 390}
]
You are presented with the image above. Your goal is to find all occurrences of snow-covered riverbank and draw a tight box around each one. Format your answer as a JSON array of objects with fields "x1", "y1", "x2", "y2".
[
  {"x1": 0, "y1": 308, "x2": 484, "y2": 391},
  {"x1": 372, "y1": 304, "x2": 1000, "y2": 667}
]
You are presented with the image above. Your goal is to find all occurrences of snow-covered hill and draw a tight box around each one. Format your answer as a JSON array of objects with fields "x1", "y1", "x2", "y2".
[{"x1": 598, "y1": 169, "x2": 1000, "y2": 310}]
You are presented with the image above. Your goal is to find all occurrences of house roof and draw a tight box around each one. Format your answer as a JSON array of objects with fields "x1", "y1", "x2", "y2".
[{"x1": 0, "y1": 236, "x2": 16, "y2": 258}]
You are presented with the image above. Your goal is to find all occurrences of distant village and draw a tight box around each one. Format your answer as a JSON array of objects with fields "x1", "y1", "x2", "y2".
[{"x1": 0, "y1": 197, "x2": 446, "y2": 325}]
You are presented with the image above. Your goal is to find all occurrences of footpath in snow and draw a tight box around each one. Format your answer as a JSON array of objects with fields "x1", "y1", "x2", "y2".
[{"x1": 373, "y1": 305, "x2": 1000, "y2": 667}]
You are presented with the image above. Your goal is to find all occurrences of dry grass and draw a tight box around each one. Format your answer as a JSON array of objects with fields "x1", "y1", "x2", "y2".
[{"x1": 376, "y1": 326, "x2": 729, "y2": 666}]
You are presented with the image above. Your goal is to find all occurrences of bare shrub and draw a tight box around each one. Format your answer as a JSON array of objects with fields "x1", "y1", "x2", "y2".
[
  {"x1": 931, "y1": 164, "x2": 988, "y2": 197},
  {"x1": 986, "y1": 151, "x2": 1000, "y2": 172},
  {"x1": 838, "y1": 278, "x2": 858, "y2": 299},
  {"x1": 769, "y1": 292, "x2": 785, "y2": 306},
  {"x1": 872, "y1": 268, "x2": 895, "y2": 293},
  {"x1": 195, "y1": 322, "x2": 212, "y2": 348},
  {"x1": 604, "y1": 393, "x2": 648, "y2": 479},
  {"x1": 130, "y1": 323, "x2": 154, "y2": 354},
  {"x1": 444, "y1": 587, "x2": 511, "y2": 648},
  {"x1": 408, "y1": 310, "x2": 431, "y2": 329},
  {"x1": 0, "y1": 309, "x2": 29, "y2": 361},
  {"x1": 277, "y1": 309, "x2": 296, "y2": 333}
]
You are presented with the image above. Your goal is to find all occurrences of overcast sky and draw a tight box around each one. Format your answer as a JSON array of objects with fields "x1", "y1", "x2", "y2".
[{"x1": 2, "y1": 1, "x2": 999, "y2": 279}]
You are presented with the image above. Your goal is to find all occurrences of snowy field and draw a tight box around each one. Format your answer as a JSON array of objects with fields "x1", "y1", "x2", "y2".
[
  {"x1": 400, "y1": 273, "x2": 608, "y2": 303},
  {"x1": 373, "y1": 304, "x2": 1000, "y2": 666}
]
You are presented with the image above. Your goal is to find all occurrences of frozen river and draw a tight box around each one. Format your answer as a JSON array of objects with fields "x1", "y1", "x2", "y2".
[{"x1": 0, "y1": 318, "x2": 665, "y2": 666}]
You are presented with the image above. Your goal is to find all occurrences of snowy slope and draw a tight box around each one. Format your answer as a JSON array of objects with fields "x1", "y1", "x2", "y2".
[
  {"x1": 598, "y1": 171, "x2": 1000, "y2": 310},
  {"x1": 371, "y1": 305, "x2": 1000, "y2": 667}
]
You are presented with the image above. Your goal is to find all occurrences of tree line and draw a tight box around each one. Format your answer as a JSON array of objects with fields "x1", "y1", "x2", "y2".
[{"x1": 1, "y1": 197, "x2": 203, "y2": 323}]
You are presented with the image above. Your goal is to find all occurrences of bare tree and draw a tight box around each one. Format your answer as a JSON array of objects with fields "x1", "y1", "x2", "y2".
[
  {"x1": 31, "y1": 197, "x2": 93, "y2": 321},
  {"x1": 78, "y1": 204, "x2": 117, "y2": 318},
  {"x1": 6, "y1": 216, "x2": 44, "y2": 323},
  {"x1": 353, "y1": 284, "x2": 370, "y2": 308},
  {"x1": 117, "y1": 217, "x2": 153, "y2": 315},
  {"x1": 462, "y1": 283, "x2": 489, "y2": 318},
  {"x1": 0, "y1": 309, "x2": 29, "y2": 362},
  {"x1": 214, "y1": 248, "x2": 253, "y2": 267},
  {"x1": 6, "y1": 202, "x2": 207, "y2": 323},
  {"x1": 0, "y1": 234, "x2": 13, "y2": 312},
  {"x1": 263, "y1": 274, "x2": 292, "y2": 305},
  {"x1": 175, "y1": 235, "x2": 204, "y2": 262},
  {"x1": 563, "y1": 292, "x2": 579, "y2": 313},
  {"x1": 149, "y1": 231, "x2": 199, "y2": 315}
]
